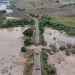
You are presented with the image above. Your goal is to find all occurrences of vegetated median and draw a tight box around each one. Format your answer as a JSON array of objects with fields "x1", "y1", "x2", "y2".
[
  {"x1": 39, "y1": 15, "x2": 75, "y2": 36},
  {"x1": 41, "y1": 49, "x2": 56, "y2": 75}
]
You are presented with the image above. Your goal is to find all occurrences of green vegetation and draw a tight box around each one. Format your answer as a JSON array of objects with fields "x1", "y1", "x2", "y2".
[
  {"x1": 24, "y1": 38, "x2": 32, "y2": 45},
  {"x1": 0, "y1": 10, "x2": 6, "y2": 20},
  {"x1": 24, "y1": 50, "x2": 34, "y2": 75},
  {"x1": 0, "y1": 18, "x2": 35, "y2": 28},
  {"x1": 29, "y1": 13, "x2": 35, "y2": 17},
  {"x1": 39, "y1": 16, "x2": 48, "y2": 46},
  {"x1": 65, "y1": 50, "x2": 70, "y2": 55},
  {"x1": 41, "y1": 50, "x2": 56, "y2": 75},
  {"x1": 59, "y1": 0, "x2": 75, "y2": 4},
  {"x1": 10, "y1": 4, "x2": 26, "y2": 12},
  {"x1": 23, "y1": 28, "x2": 33, "y2": 37},
  {"x1": 50, "y1": 44, "x2": 58, "y2": 52},
  {"x1": 0, "y1": 10, "x2": 6, "y2": 14},
  {"x1": 67, "y1": 43, "x2": 72, "y2": 48},
  {"x1": 50, "y1": 16, "x2": 75, "y2": 28},
  {"x1": 59, "y1": 45, "x2": 66, "y2": 50},
  {"x1": 24, "y1": 62, "x2": 34, "y2": 75},
  {"x1": 21, "y1": 47, "x2": 26, "y2": 52},
  {"x1": 40, "y1": 34, "x2": 47, "y2": 46},
  {"x1": 39, "y1": 15, "x2": 75, "y2": 36},
  {"x1": 71, "y1": 48, "x2": 75, "y2": 54}
]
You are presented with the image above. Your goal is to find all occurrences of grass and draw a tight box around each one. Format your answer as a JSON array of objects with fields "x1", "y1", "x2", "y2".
[
  {"x1": 24, "y1": 49, "x2": 34, "y2": 75},
  {"x1": 50, "y1": 16, "x2": 75, "y2": 28},
  {"x1": 59, "y1": 0, "x2": 75, "y2": 4}
]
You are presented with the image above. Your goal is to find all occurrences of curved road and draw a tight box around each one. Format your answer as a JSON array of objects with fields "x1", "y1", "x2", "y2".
[{"x1": 22, "y1": 12, "x2": 41, "y2": 75}]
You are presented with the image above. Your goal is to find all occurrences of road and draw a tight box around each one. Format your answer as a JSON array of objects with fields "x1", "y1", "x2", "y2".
[
  {"x1": 34, "y1": 48, "x2": 41, "y2": 75},
  {"x1": 34, "y1": 20, "x2": 39, "y2": 44},
  {"x1": 11, "y1": 6, "x2": 41, "y2": 75},
  {"x1": 34, "y1": 18, "x2": 41, "y2": 75}
]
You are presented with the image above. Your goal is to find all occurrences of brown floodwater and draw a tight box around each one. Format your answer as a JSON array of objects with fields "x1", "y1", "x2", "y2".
[
  {"x1": 44, "y1": 27, "x2": 75, "y2": 48},
  {"x1": 44, "y1": 27, "x2": 75, "y2": 75},
  {"x1": 0, "y1": 27, "x2": 29, "y2": 75}
]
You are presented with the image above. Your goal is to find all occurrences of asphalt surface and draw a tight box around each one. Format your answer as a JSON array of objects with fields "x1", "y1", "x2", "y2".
[
  {"x1": 34, "y1": 48, "x2": 41, "y2": 75},
  {"x1": 34, "y1": 18, "x2": 41, "y2": 75},
  {"x1": 35, "y1": 21, "x2": 39, "y2": 44}
]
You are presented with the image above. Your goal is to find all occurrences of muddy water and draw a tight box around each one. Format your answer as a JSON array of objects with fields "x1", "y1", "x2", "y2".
[
  {"x1": 44, "y1": 27, "x2": 75, "y2": 48},
  {"x1": 0, "y1": 27, "x2": 29, "y2": 75},
  {"x1": 44, "y1": 27, "x2": 75, "y2": 75}
]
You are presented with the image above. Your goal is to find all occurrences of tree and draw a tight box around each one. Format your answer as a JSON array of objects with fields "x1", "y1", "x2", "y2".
[
  {"x1": 21, "y1": 47, "x2": 26, "y2": 52},
  {"x1": 29, "y1": 18, "x2": 35, "y2": 25},
  {"x1": 24, "y1": 38, "x2": 32, "y2": 45},
  {"x1": 29, "y1": 13, "x2": 35, "y2": 17},
  {"x1": 23, "y1": 28, "x2": 33, "y2": 36},
  {"x1": 55, "y1": 0, "x2": 59, "y2": 3}
]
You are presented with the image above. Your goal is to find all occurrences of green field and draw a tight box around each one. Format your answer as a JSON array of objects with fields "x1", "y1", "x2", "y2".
[
  {"x1": 59, "y1": 0, "x2": 75, "y2": 4},
  {"x1": 50, "y1": 16, "x2": 75, "y2": 28}
]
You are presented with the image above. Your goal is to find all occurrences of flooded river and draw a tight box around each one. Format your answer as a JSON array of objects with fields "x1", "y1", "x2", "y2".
[
  {"x1": 44, "y1": 27, "x2": 75, "y2": 48},
  {"x1": 0, "y1": 27, "x2": 29, "y2": 75},
  {"x1": 44, "y1": 27, "x2": 75, "y2": 75}
]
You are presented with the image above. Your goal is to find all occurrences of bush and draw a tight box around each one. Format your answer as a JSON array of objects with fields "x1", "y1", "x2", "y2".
[
  {"x1": 45, "y1": 64, "x2": 56, "y2": 74},
  {"x1": 67, "y1": 43, "x2": 72, "y2": 48},
  {"x1": 50, "y1": 45, "x2": 57, "y2": 52},
  {"x1": 42, "y1": 50, "x2": 48, "y2": 63},
  {"x1": 42, "y1": 69, "x2": 48, "y2": 75},
  {"x1": 65, "y1": 50, "x2": 70, "y2": 55},
  {"x1": 23, "y1": 28, "x2": 33, "y2": 37},
  {"x1": 29, "y1": 13, "x2": 35, "y2": 17},
  {"x1": 24, "y1": 38, "x2": 32, "y2": 45},
  {"x1": 71, "y1": 48, "x2": 75, "y2": 54},
  {"x1": 59, "y1": 45, "x2": 65, "y2": 50},
  {"x1": 21, "y1": 47, "x2": 26, "y2": 52}
]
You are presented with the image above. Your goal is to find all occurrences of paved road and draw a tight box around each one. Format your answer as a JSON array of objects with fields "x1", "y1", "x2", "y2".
[
  {"x1": 35, "y1": 21, "x2": 39, "y2": 44},
  {"x1": 34, "y1": 17, "x2": 41, "y2": 75},
  {"x1": 34, "y1": 48, "x2": 41, "y2": 75}
]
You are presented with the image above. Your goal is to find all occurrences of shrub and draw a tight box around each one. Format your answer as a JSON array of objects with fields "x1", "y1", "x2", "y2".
[
  {"x1": 59, "y1": 45, "x2": 65, "y2": 50},
  {"x1": 71, "y1": 48, "x2": 75, "y2": 54},
  {"x1": 50, "y1": 45, "x2": 57, "y2": 52},
  {"x1": 21, "y1": 47, "x2": 26, "y2": 52},
  {"x1": 67, "y1": 43, "x2": 72, "y2": 48},
  {"x1": 65, "y1": 50, "x2": 70, "y2": 55},
  {"x1": 23, "y1": 28, "x2": 33, "y2": 37},
  {"x1": 29, "y1": 13, "x2": 35, "y2": 17},
  {"x1": 24, "y1": 38, "x2": 32, "y2": 45},
  {"x1": 42, "y1": 69, "x2": 48, "y2": 75},
  {"x1": 45, "y1": 64, "x2": 56, "y2": 74}
]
